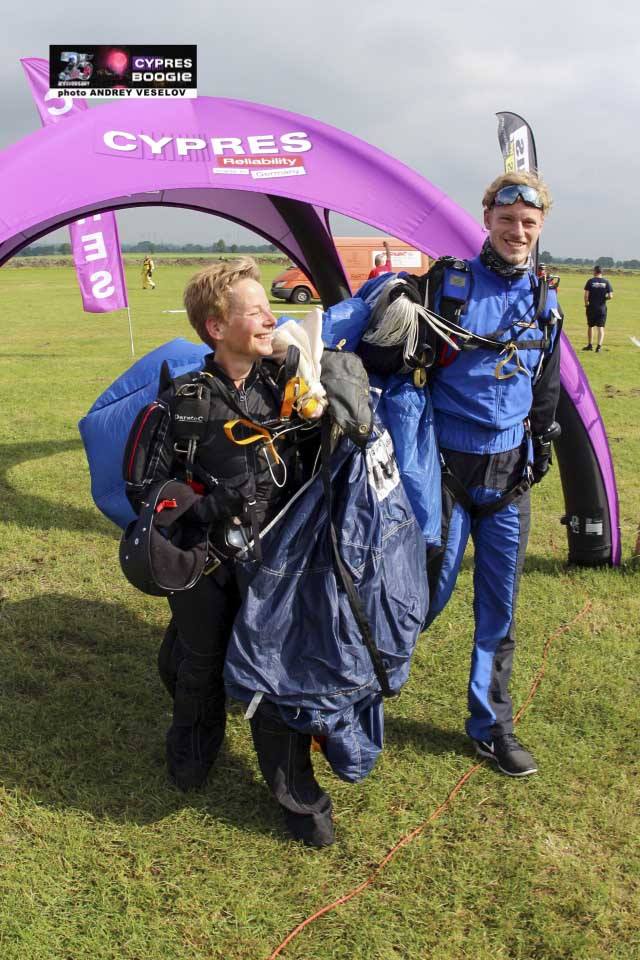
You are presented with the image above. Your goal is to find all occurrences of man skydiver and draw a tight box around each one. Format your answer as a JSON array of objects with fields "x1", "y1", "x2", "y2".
[
  {"x1": 141, "y1": 255, "x2": 156, "y2": 290},
  {"x1": 424, "y1": 171, "x2": 562, "y2": 777},
  {"x1": 124, "y1": 259, "x2": 334, "y2": 847}
]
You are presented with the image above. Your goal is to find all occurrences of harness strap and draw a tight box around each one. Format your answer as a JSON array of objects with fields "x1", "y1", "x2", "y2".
[
  {"x1": 425, "y1": 259, "x2": 554, "y2": 376},
  {"x1": 460, "y1": 336, "x2": 548, "y2": 353},
  {"x1": 279, "y1": 376, "x2": 317, "y2": 419},
  {"x1": 224, "y1": 417, "x2": 282, "y2": 465},
  {"x1": 441, "y1": 464, "x2": 530, "y2": 519},
  {"x1": 170, "y1": 380, "x2": 212, "y2": 482},
  {"x1": 441, "y1": 428, "x2": 533, "y2": 520},
  {"x1": 320, "y1": 421, "x2": 393, "y2": 698},
  {"x1": 244, "y1": 497, "x2": 263, "y2": 563}
]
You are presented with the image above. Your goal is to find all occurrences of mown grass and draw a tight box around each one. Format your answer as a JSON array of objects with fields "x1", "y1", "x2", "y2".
[{"x1": 0, "y1": 260, "x2": 639, "y2": 960}]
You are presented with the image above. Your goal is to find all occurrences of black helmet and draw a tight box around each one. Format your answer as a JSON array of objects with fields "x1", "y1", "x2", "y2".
[{"x1": 119, "y1": 480, "x2": 208, "y2": 596}]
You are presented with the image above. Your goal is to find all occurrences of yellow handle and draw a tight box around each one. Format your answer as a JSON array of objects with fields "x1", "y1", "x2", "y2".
[
  {"x1": 223, "y1": 418, "x2": 281, "y2": 465},
  {"x1": 280, "y1": 376, "x2": 318, "y2": 419}
]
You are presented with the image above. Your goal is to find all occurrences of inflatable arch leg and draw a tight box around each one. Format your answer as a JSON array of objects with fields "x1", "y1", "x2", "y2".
[{"x1": 555, "y1": 387, "x2": 617, "y2": 566}]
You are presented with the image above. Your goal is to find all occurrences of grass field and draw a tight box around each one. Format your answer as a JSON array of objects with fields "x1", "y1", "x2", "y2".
[{"x1": 0, "y1": 258, "x2": 639, "y2": 960}]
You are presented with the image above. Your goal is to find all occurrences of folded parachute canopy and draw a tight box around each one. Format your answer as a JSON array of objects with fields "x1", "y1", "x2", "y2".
[
  {"x1": 78, "y1": 338, "x2": 209, "y2": 529},
  {"x1": 322, "y1": 278, "x2": 442, "y2": 546},
  {"x1": 225, "y1": 421, "x2": 428, "y2": 782}
]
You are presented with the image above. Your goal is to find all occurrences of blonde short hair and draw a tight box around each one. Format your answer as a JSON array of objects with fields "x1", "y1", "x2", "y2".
[
  {"x1": 183, "y1": 258, "x2": 261, "y2": 346},
  {"x1": 482, "y1": 171, "x2": 552, "y2": 215}
]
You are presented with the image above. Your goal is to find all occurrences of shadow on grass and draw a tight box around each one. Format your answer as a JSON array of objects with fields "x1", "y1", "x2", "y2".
[
  {"x1": 384, "y1": 715, "x2": 471, "y2": 758},
  {"x1": 0, "y1": 438, "x2": 116, "y2": 537},
  {"x1": 523, "y1": 553, "x2": 572, "y2": 574},
  {"x1": 0, "y1": 594, "x2": 280, "y2": 839}
]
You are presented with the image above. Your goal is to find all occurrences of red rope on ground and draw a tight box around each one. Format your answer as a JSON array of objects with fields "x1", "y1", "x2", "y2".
[
  {"x1": 513, "y1": 600, "x2": 592, "y2": 724},
  {"x1": 266, "y1": 600, "x2": 592, "y2": 960}
]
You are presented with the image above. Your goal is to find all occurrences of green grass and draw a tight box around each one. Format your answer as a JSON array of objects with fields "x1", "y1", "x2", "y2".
[{"x1": 0, "y1": 262, "x2": 639, "y2": 960}]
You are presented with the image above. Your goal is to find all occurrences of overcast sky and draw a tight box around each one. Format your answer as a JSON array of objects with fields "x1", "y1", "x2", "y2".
[{"x1": 3, "y1": 1, "x2": 640, "y2": 259}]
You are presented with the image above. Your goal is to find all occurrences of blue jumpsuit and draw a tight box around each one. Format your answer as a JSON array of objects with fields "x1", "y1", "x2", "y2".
[{"x1": 425, "y1": 255, "x2": 561, "y2": 741}]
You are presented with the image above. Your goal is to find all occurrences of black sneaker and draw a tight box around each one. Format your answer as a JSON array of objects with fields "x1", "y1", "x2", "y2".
[
  {"x1": 595, "y1": 345, "x2": 601, "y2": 353},
  {"x1": 582, "y1": 344, "x2": 592, "y2": 351},
  {"x1": 472, "y1": 733, "x2": 538, "y2": 777}
]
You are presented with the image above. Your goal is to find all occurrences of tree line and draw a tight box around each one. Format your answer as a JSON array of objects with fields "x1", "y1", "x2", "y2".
[
  {"x1": 539, "y1": 251, "x2": 640, "y2": 269},
  {"x1": 15, "y1": 242, "x2": 640, "y2": 270},
  {"x1": 15, "y1": 239, "x2": 278, "y2": 257}
]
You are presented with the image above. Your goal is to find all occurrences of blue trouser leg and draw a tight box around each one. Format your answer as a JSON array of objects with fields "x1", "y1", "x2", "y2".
[
  {"x1": 426, "y1": 448, "x2": 530, "y2": 742},
  {"x1": 467, "y1": 486, "x2": 530, "y2": 740},
  {"x1": 425, "y1": 492, "x2": 470, "y2": 627}
]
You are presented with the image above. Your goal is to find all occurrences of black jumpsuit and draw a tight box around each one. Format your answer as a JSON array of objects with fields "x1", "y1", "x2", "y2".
[{"x1": 127, "y1": 355, "x2": 334, "y2": 846}]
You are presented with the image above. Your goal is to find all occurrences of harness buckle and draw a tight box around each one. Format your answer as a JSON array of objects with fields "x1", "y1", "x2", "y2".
[
  {"x1": 413, "y1": 367, "x2": 428, "y2": 388},
  {"x1": 494, "y1": 343, "x2": 531, "y2": 380}
]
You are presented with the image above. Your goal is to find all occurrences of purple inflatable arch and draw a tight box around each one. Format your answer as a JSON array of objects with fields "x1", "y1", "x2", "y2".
[{"x1": 0, "y1": 96, "x2": 620, "y2": 564}]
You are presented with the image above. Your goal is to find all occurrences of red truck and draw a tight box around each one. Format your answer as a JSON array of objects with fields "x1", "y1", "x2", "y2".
[{"x1": 270, "y1": 236, "x2": 430, "y2": 304}]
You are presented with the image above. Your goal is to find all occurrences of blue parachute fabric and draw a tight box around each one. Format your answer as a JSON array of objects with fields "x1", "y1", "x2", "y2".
[
  {"x1": 280, "y1": 693, "x2": 384, "y2": 784},
  {"x1": 354, "y1": 272, "x2": 396, "y2": 303},
  {"x1": 320, "y1": 274, "x2": 395, "y2": 350},
  {"x1": 321, "y1": 275, "x2": 442, "y2": 545},
  {"x1": 321, "y1": 296, "x2": 371, "y2": 351},
  {"x1": 78, "y1": 338, "x2": 209, "y2": 529},
  {"x1": 371, "y1": 376, "x2": 441, "y2": 546},
  {"x1": 224, "y1": 421, "x2": 428, "y2": 782}
]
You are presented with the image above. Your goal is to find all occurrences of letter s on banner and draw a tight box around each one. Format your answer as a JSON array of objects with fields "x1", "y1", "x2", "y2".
[
  {"x1": 20, "y1": 57, "x2": 129, "y2": 315},
  {"x1": 90, "y1": 271, "x2": 116, "y2": 299}
]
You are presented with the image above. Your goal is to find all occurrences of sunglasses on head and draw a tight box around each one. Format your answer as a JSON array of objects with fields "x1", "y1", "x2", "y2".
[{"x1": 493, "y1": 185, "x2": 544, "y2": 209}]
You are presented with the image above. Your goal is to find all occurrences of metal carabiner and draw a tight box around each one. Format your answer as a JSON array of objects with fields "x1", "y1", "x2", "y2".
[{"x1": 494, "y1": 343, "x2": 531, "y2": 381}]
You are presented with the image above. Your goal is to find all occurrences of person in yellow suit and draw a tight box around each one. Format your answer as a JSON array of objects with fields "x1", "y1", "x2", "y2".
[{"x1": 142, "y1": 255, "x2": 156, "y2": 290}]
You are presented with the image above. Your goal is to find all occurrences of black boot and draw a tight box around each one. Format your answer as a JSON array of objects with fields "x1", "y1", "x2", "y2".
[
  {"x1": 166, "y1": 670, "x2": 226, "y2": 791},
  {"x1": 250, "y1": 703, "x2": 334, "y2": 848}
]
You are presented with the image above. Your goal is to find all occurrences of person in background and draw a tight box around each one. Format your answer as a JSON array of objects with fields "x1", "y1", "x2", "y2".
[
  {"x1": 142, "y1": 255, "x2": 156, "y2": 290},
  {"x1": 583, "y1": 265, "x2": 613, "y2": 352},
  {"x1": 368, "y1": 240, "x2": 392, "y2": 279}
]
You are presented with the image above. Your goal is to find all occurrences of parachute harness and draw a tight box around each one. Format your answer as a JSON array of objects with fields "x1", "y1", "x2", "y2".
[
  {"x1": 223, "y1": 375, "x2": 320, "y2": 489},
  {"x1": 364, "y1": 276, "x2": 551, "y2": 383},
  {"x1": 357, "y1": 262, "x2": 557, "y2": 387}
]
